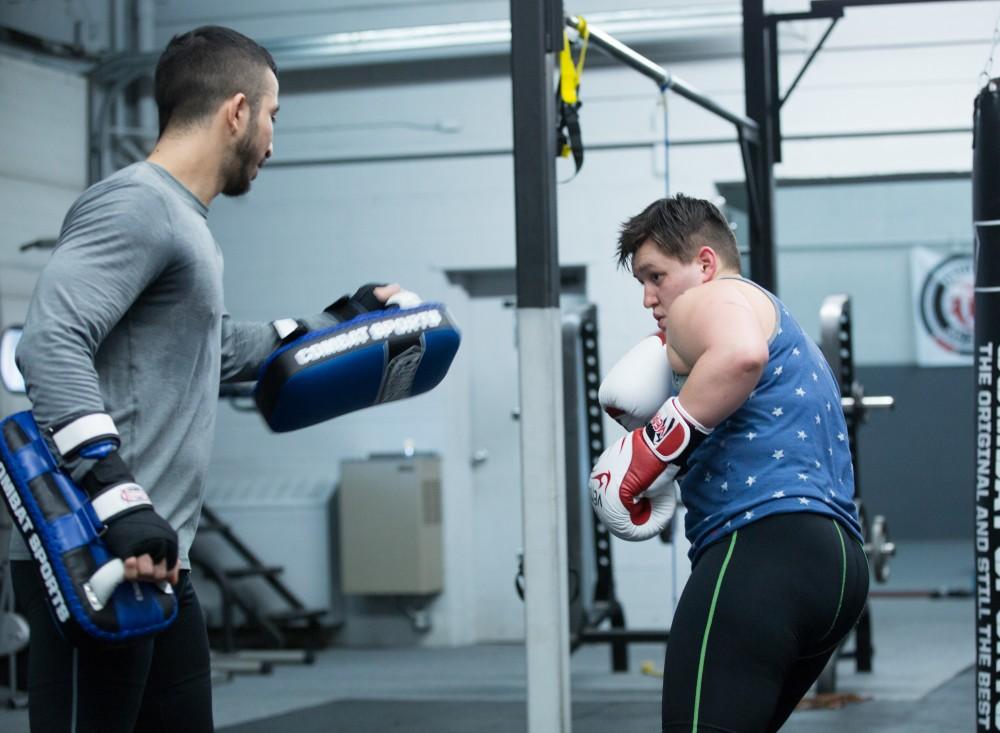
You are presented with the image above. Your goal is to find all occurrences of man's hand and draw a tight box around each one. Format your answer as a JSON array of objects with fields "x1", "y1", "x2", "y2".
[
  {"x1": 326, "y1": 283, "x2": 423, "y2": 321},
  {"x1": 97, "y1": 496, "x2": 180, "y2": 585},
  {"x1": 76, "y1": 448, "x2": 180, "y2": 585},
  {"x1": 123, "y1": 554, "x2": 181, "y2": 586},
  {"x1": 373, "y1": 283, "x2": 401, "y2": 304},
  {"x1": 375, "y1": 283, "x2": 422, "y2": 309}
]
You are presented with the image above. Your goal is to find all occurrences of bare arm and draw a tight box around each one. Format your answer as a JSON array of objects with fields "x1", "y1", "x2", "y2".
[{"x1": 665, "y1": 281, "x2": 769, "y2": 428}]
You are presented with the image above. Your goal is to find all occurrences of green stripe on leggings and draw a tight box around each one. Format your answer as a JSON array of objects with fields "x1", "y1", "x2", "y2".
[
  {"x1": 692, "y1": 531, "x2": 738, "y2": 733},
  {"x1": 819, "y1": 520, "x2": 847, "y2": 641}
]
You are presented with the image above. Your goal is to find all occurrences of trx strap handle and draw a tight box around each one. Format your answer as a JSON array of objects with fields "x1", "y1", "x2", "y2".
[{"x1": 557, "y1": 19, "x2": 589, "y2": 178}]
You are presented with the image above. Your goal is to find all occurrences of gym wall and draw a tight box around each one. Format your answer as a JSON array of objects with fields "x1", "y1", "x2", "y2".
[
  {"x1": 0, "y1": 0, "x2": 989, "y2": 643},
  {"x1": 0, "y1": 51, "x2": 87, "y2": 568}
]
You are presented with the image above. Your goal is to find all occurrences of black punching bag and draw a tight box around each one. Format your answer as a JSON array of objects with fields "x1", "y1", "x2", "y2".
[{"x1": 974, "y1": 78, "x2": 1000, "y2": 733}]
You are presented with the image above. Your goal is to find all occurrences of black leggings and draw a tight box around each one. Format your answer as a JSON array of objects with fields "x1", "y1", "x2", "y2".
[
  {"x1": 11, "y1": 561, "x2": 214, "y2": 733},
  {"x1": 662, "y1": 512, "x2": 869, "y2": 733}
]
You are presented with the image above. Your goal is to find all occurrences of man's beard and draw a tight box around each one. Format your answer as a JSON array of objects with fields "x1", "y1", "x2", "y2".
[{"x1": 221, "y1": 121, "x2": 259, "y2": 198}]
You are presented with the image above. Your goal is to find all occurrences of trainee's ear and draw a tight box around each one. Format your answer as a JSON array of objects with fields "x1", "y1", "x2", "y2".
[{"x1": 696, "y1": 246, "x2": 719, "y2": 280}]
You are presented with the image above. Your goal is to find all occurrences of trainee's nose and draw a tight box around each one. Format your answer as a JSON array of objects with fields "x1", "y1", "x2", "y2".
[{"x1": 642, "y1": 285, "x2": 658, "y2": 308}]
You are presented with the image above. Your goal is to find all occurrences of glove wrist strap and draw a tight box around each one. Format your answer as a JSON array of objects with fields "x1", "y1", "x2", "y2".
[{"x1": 642, "y1": 396, "x2": 711, "y2": 468}]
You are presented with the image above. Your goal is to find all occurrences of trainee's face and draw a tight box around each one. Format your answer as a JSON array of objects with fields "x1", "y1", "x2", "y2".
[
  {"x1": 222, "y1": 69, "x2": 279, "y2": 197},
  {"x1": 631, "y1": 240, "x2": 704, "y2": 331}
]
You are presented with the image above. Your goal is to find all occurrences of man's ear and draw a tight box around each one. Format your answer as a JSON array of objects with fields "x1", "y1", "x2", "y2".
[
  {"x1": 222, "y1": 92, "x2": 250, "y2": 135},
  {"x1": 696, "y1": 245, "x2": 719, "y2": 281}
]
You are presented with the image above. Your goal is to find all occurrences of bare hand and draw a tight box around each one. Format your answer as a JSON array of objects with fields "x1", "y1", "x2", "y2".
[
  {"x1": 373, "y1": 283, "x2": 402, "y2": 304},
  {"x1": 124, "y1": 554, "x2": 180, "y2": 586}
]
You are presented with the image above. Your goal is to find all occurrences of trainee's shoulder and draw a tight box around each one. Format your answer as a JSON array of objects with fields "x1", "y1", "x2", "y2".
[{"x1": 672, "y1": 277, "x2": 741, "y2": 313}]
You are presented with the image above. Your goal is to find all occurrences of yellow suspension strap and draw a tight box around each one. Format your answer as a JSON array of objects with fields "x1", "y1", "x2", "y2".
[{"x1": 556, "y1": 18, "x2": 589, "y2": 178}]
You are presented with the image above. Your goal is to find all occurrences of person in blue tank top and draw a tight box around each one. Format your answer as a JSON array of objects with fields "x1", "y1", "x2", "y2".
[{"x1": 590, "y1": 194, "x2": 869, "y2": 732}]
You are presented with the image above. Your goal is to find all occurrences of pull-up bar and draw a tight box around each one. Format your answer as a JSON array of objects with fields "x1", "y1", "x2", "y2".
[{"x1": 565, "y1": 15, "x2": 760, "y2": 143}]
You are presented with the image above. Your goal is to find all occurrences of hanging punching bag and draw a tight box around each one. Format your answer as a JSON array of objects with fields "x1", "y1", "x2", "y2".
[{"x1": 973, "y1": 77, "x2": 1000, "y2": 733}]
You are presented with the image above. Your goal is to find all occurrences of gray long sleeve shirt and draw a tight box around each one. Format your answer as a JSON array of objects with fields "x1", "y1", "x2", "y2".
[{"x1": 11, "y1": 161, "x2": 286, "y2": 567}]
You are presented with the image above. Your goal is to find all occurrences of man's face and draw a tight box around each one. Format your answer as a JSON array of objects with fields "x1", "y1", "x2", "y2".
[
  {"x1": 631, "y1": 239, "x2": 705, "y2": 331},
  {"x1": 222, "y1": 69, "x2": 279, "y2": 197}
]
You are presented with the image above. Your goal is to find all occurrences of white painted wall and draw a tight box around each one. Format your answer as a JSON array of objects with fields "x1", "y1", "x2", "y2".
[
  {"x1": 171, "y1": 0, "x2": 998, "y2": 643},
  {"x1": 0, "y1": 49, "x2": 87, "y2": 562},
  {"x1": 1, "y1": 0, "x2": 992, "y2": 641},
  {"x1": 0, "y1": 50, "x2": 87, "y2": 416}
]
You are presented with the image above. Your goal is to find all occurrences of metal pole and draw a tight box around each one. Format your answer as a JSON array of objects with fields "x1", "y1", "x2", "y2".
[
  {"x1": 565, "y1": 16, "x2": 759, "y2": 143},
  {"x1": 741, "y1": 0, "x2": 778, "y2": 292},
  {"x1": 510, "y1": 1, "x2": 572, "y2": 731}
]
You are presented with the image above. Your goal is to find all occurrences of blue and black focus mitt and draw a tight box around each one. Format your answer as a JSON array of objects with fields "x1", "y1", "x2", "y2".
[
  {"x1": 0, "y1": 411, "x2": 177, "y2": 646},
  {"x1": 254, "y1": 285, "x2": 461, "y2": 432}
]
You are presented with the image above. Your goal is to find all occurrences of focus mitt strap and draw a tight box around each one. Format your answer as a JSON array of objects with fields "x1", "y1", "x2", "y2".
[{"x1": 325, "y1": 283, "x2": 389, "y2": 322}]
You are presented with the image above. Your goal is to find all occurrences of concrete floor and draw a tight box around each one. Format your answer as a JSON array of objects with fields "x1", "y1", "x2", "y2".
[{"x1": 0, "y1": 540, "x2": 976, "y2": 731}]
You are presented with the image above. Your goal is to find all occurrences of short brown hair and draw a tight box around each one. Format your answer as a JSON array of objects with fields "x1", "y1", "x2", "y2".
[
  {"x1": 617, "y1": 194, "x2": 741, "y2": 272},
  {"x1": 154, "y1": 26, "x2": 277, "y2": 136}
]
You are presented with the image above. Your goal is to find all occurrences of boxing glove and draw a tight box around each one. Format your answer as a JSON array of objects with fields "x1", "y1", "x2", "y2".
[
  {"x1": 589, "y1": 396, "x2": 709, "y2": 541},
  {"x1": 599, "y1": 332, "x2": 672, "y2": 431}
]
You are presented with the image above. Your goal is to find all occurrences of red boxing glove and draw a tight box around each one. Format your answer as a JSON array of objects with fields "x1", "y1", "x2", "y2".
[{"x1": 589, "y1": 396, "x2": 710, "y2": 541}]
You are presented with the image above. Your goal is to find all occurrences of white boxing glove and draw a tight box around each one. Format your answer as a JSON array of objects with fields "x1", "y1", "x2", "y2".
[
  {"x1": 590, "y1": 396, "x2": 709, "y2": 541},
  {"x1": 590, "y1": 446, "x2": 678, "y2": 542},
  {"x1": 599, "y1": 332, "x2": 672, "y2": 431}
]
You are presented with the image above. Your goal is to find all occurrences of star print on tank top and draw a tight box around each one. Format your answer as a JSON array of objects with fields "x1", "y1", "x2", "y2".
[{"x1": 677, "y1": 280, "x2": 863, "y2": 563}]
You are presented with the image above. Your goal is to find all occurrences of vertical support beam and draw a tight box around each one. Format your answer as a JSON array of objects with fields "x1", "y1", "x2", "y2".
[
  {"x1": 741, "y1": 0, "x2": 778, "y2": 293},
  {"x1": 766, "y1": 17, "x2": 782, "y2": 164},
  {"x1": 509, "y1": 1, "x2": 572, "y2": 732}
]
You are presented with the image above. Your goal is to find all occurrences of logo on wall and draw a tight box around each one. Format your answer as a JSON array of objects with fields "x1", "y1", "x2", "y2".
[{"x1": 912, "y1": 249, "x2": 973, "y2": 365}]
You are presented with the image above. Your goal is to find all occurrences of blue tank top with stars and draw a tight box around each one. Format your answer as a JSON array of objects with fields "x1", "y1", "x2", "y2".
[{"x1": 676, "y1": 279, "x2": 864, "y2": 563}]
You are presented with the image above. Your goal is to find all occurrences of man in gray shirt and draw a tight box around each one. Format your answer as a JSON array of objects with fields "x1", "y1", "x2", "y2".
[{"x1": 11, "y1": 26, "x2": 401, "y2": 732}]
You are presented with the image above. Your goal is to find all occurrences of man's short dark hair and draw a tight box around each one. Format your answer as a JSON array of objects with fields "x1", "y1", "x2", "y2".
[
  {"x1": 617, "y1": 194, "x2": 741, "y2": 272},
  {"x1": 154, "y1": 26, "x2": 277, "y2": 136}
]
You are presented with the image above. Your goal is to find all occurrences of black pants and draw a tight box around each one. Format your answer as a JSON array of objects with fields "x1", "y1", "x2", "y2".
[
  {"x1": 12, "y1": 561, "x2": 214, "y2": 733},
  {"x1": 662, "y1": 512, "x2": 869, "y2": 733}
]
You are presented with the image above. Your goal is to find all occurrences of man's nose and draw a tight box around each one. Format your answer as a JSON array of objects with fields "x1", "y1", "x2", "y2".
[{"x1": 642, "y1": 286, "x2": 658, "y2": 309}]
